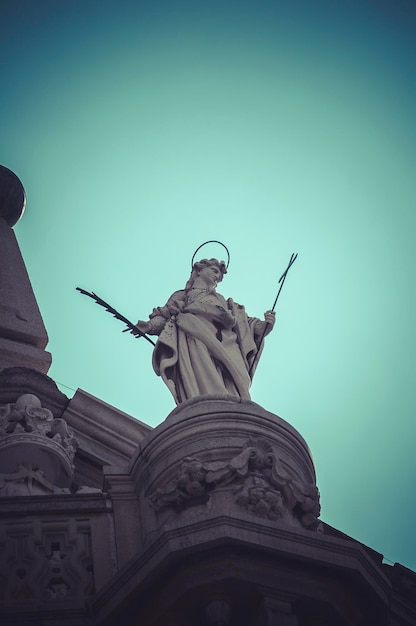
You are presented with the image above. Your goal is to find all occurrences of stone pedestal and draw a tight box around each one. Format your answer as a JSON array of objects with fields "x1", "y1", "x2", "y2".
[
  {"x1": 89, "y1": 396, "x2": 389, "y2": 625},
  {"x1": 122, "y1": 396, "x2": 323, "y2": 624},
  {"x1": 131, "y1": 395, "x2": 321, "y2": 548}
]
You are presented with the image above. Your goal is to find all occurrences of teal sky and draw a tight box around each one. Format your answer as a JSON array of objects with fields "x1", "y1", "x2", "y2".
[{"x1": 2, "y1": 1, "x2": 415, "y2": 572}]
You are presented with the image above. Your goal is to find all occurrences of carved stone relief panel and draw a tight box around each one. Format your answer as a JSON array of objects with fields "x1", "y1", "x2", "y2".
[
  {"x1": 148, "y1": 438, "x2": 321, "y2": 531},
  {"x1": 0, "y1": 518, "x2": 94, "y2": 608}
]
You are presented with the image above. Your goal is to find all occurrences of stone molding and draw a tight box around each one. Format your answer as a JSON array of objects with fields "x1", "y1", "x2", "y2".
[
  {"x1": 0, "y1": 336, "x2": 52, "y2": 374},
  {"x1": 90, "y1": 516, "x2": 391, "y2": 626},
  {"x1": 0, "y1": 491, "x2": 112, "y2": 516},
  {"x1": 62, "y1": 389, "x2": 152, "y2": 467}
]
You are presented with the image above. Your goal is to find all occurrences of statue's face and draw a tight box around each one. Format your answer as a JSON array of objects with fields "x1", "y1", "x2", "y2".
[{"x1": 199, "y1": 264, "x2": 222, "y2": 287}]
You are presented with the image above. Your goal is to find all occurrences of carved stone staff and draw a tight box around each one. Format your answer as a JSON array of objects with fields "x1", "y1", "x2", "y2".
[
  {"x1": 76, "y1": 287, "x2": 156, "y2": 346},
  {"x1": 249, "y1": 252, "x2": 298, "y2": 378}
]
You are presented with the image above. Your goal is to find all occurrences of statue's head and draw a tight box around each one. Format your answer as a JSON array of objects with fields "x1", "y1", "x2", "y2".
[
  {"x1": 194, "y1": 258, "x2": 227, "y2": 281},
  {"x1": 186, "y1": 258, "x2": 227, "y2": 290}
]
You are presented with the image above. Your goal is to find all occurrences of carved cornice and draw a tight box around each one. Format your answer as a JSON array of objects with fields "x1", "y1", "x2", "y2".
[{"x1": 62, "y1": 389, "x2": 152, "y2": 466}]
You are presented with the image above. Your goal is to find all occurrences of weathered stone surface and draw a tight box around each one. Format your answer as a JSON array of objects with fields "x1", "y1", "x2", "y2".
[
  {"x1": 0, "y1": 336, "x2": 52, "y2": 373},
  {"x1": 0, "y1": 217, "x2": 51, "y2": 371},
  {"x1": 0, "y1": 166, "x2": 51, "y2": 374}
]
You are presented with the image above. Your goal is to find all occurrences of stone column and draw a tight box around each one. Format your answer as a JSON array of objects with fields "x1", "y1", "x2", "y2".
[
  {"x1": 103, "y1": 467, "x2": 141, "y2": 569},
  {"x1": 0, "y1": 165, "x2": 51, "y2": 373}
]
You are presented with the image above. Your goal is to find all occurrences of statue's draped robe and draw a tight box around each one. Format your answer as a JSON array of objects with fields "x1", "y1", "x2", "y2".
[{"x1": 148, "y1": 288, "x2": 267, "y2": 404}]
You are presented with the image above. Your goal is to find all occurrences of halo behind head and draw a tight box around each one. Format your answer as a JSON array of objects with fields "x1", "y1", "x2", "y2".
[{"x1": 191, "y1": 241, "x2": 230, "y2": 271}]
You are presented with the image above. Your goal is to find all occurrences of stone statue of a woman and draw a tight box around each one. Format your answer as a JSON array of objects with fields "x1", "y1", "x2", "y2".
[{"x1": 135, "y1": 258, "x2": 275, "y2": 404}]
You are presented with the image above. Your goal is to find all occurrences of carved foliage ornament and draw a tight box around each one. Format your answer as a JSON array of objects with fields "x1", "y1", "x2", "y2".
[{"x1": 148, "y1": 438, "x2": 321, "y2": 530}]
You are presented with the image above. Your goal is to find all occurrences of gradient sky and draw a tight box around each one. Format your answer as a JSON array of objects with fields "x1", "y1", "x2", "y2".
[{"x1": 2, "y1": 1, "x2": 415, "y2": 572}]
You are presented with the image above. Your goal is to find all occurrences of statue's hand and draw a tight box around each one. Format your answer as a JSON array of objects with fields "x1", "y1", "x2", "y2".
[
  {"x1": 264, "y1": 310, "x2": 276, "y2": 329},
  {"x1": 133, "y1": 320, "x2": 153, "y2": 335},
  {"x1": 168, "y1": 299, "x2": 185, "y2": 315}
]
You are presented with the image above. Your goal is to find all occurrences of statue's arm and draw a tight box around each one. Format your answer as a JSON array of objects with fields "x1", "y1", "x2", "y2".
[
  {"x1": 136, "y1": 314, "x2": 166, "y2": 336},
  {"x1": 135, "y1": 290, "x2": 186, "y2": 336},
  {"x1": 228, "y1": 298, "x2": 275, "y2": 338},
  {"x1": 251, "y1": 310, "x2": 276, "y2": 338}
]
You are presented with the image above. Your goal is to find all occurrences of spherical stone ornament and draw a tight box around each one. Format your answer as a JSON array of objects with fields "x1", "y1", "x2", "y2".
[
  {"x1": 15, "y1": 394, "x2": 42, "y2": 411},
  {"x1": 0, "y1": 165, "x2": 26, "y2": 227}
]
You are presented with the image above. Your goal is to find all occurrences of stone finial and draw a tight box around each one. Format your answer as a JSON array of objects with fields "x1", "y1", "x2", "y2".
[{"x1": 0, "y1": 165, "x2": 26, "y2": 227}]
